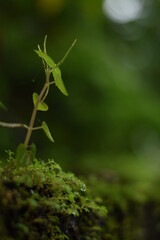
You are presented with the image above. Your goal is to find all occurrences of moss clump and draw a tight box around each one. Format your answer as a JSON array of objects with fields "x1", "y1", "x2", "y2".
[{"x1": 0, "y1": 157, "x2": 107, "y2": 240}]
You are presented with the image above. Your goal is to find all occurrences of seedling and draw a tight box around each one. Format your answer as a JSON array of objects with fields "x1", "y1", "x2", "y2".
[{"x1": 0, "y1": 36, "x2": 77, "y2": 166}]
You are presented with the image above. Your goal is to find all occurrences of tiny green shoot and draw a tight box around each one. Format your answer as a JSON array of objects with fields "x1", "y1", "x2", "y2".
[{"x1": 0, "y1": 36, "x2": 77, "y2": 165}]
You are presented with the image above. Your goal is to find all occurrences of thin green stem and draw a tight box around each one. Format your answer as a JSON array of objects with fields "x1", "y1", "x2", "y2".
[
  {"x1": 31, "y1": 126, "x2": 43, "y2": 131},
  {"x1": 56, "y1": 39, "x2": 77, "y2": 67},
  {"x1": 43, "y1": 35, "x2": 47, "y2": 53},
  {"x1": 49, "y1": 81, "x2": 55, "y2": 85}
]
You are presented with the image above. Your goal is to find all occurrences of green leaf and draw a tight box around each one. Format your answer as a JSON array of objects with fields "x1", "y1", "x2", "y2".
[
  {"x1": 52, "y1": 67, "x2": 68, "y2": 96},
  {"x1": 16, "y1": 144, "x2": 27, "y2": 166},
  {"x1": 31, "y1": 143, "x2": 36, "y2": 156},
  {"x1": 35, "y1": 50, "x2": 68, "y2": 96},
  {"x1": 34, "y1": 50, "x2": 56, "y2": 69},
  {"x1": 42, "y1": 121, "x2": 54, "y2": 142},
  {"x1": 16, "y1": 144, "x2": 32, "y2": 167},
  {"x1": 33, "y1": 92, "x2": 48, "y2": 111},
  {"x1": 0, "y1": 101, "x2": 7, "y2": 111}
]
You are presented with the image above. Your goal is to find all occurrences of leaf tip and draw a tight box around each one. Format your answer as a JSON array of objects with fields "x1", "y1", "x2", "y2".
[{"x1": 42, "y1": 121, "x2": 54, "y2": 143}]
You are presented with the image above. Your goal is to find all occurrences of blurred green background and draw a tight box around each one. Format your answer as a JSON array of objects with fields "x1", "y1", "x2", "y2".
[{"x1": 0, "y1": 0, "x2": 160, "y2": 182}]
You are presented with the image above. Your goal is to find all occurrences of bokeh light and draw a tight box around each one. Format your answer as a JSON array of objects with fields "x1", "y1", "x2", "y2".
[{"x1": 103, "y1": 0, "x2": 145, "y2": 23}]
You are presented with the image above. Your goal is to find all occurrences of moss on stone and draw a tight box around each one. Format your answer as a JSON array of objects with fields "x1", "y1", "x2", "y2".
[{"x1": 0, "y1": 157, "x2": 107, "y2": 240}]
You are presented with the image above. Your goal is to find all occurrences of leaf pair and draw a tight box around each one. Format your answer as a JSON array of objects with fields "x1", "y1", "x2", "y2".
[
  {"x1": 33, "y1": 92, "x2": 48, "y2": 111},
  {"x1": 35, "y1": 50, "x2": 68, "y2": 96},
  {"x1": 16, "y1": 123, "x2": 53, "y2": 167}
]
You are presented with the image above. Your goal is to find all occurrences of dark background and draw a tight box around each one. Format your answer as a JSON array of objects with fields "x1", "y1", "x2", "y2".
[{"x1": 0, "y1": 0, "x2": 160, "y2": 185}]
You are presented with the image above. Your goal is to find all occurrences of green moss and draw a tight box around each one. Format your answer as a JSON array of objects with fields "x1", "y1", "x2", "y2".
[
  {"x1": 0, "y1": 158, "x2": 107, "y2": 240},
  {"x1": 2, "y1": 153, "x2": 159, "y2": 240}
]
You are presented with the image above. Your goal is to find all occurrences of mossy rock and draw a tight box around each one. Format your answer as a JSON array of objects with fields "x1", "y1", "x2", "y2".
[{"x1": 0, "y1": 158, "x2": 107, "y2": 240}]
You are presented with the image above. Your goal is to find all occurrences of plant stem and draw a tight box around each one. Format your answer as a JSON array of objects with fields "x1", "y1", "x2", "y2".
[
  {"x1": 24, "y1": 71, "x2": 51, "y2": 147},
  {"x1": 56, "y1": 39, "x2": 77, "y2": 67},
  {"x1": 0, "y1": 122, "x2": 29, "y2": 129},
  {"x1": 0, "y1": 122, "x2": 42, "y2": 130}
]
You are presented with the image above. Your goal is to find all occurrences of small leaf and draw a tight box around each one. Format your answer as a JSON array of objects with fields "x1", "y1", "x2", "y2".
[
  {"x1": 31, "y1": 143, "x2": 36, "y2": 156},
  {"x1": 42, "y1": 121, "x2": 54, "y2": 142},
  {"x1": 16, "y1": 144, "x2": 32, "y2": 167},
  {"x1": 0, "y1": 101, "x2": 7, "y2": 111},
  {"x1": 34, "y1": 50, "x2": 56, "y2": 69},
  {"x1": 33, "y1": 92, "x2": 48, "y2": 111},
  {"x1": 16, "y1": 144, "x2": 27, "y2": 166},
  {"x1": 52, "y1": 68, "x2": 68, "y2": 96}
]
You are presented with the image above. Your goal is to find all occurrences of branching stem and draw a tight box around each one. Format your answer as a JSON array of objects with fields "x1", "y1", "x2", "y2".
[
  {"x1": 0, "y1": 122, "x2": 42, "y2": 130},
  {"x1": 0, "y1": 37, "x2": 76, "y2": 149},
  {"x1": 24, "y1": 70, "x2": 51, "y2": 147}
]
